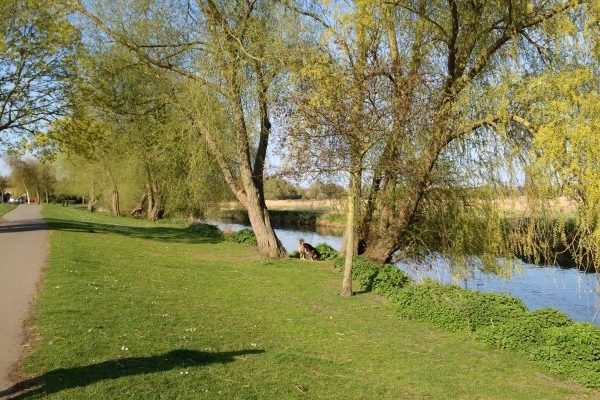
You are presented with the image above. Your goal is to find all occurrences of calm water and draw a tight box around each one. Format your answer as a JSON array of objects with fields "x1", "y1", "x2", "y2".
[{"x1": 206, "y1": 220, "x2": 600, "y2": 326}]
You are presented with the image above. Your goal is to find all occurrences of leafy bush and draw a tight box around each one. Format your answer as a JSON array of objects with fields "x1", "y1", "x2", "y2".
[
  {"x1": 327, "y1": 252, "x2": 600, "y2": 389},
  {"x1": 476, "y1": 308, "x2": 572, "y2": 351},
  {"x1": 476, "y1": 309, "x2": 599, "y2": 388},
  {"x1": 334, "y1": 256, "x2": 378, "y2": 290},
  {"x1": 315, "y1": 243, "x2": 339, "y2": 260},
  {"x1": 288, "y1": 250, "x2": 300, "y2": 259},
  {"x1": 533, "y1": 323, "x2": 600, "y2": 388},
  {"x1": 394, "y1": 280, "x2": 527, "y2": 332},
  {"x1": 303, "y1": 181, "x2": 346, "y2": 200},
  {"x1": 333, "y1": 256, "x2": 410, "y2": 293},
  {"x1": 185, "y1": 223, "x2": 223, "y2": 238},
  {"x1": 371, "y1": 264, "x2": 411, "y2": 297},
  {"x1": 351, "y1": 257, "x2": 381, "y2": 291},
  {"x1": 225, "y1": 229, "x2": 257, "y2": 245}
]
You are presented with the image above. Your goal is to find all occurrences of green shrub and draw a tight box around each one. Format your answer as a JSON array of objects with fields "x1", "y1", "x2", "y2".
[
  {"x1": 185, "y1": 223, "x2": 223, "y2": 238},
  {"x1": 352, "y1": 257, "x2": 381, "y2": 291},
  {"x1": 533, "y1": 323, "x2": 600, "y2": 388},
  {"x1": 225, "y1": 229, "x2": 257, "y2": 245},
  {"x1": 371, "y1": 264, "x2": 411, "y2": 297},
  {"x1": 394, "y1": 280, "x2": 527, "y2": 332},
  {"x1": 333, "y1": 256, "x2": 378, "y2": 291},
  {"x1": 333, "y1": 256, "x2": 410, "y2": 293},
  {"x1": 288, "y1": 251, "x2": 300, "y2": 259},
  {"x1": 476, "y1": 309, "x2": 599, "y2": 388},
  {"x1": 476, "y1": 308, "x2": 572, "y2": 351},
  {"x1": 315, "y1": 243, "x2": 339, "y2": 260}
]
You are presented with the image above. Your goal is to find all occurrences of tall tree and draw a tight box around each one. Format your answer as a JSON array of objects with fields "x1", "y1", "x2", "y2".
[
  {"x1": 7, "y1": 154, "x2": 39, "y2": 203},
  {"x1": 286, "y1": 0, "x2": 597, "y2": 280},
  {"x1": 71, "y1": 0, "x2": 305, "y2": 257},
  {"x1": 52, "y1": 42, "x2": 231, "y2": 219},
  {"x1": 0, "y1": 174, "x2": 9, "y2": 202},
  {"x1": 358, "y1": 0, "x2": 590, "y2": 263},
  {"x1": 286, "y1": 1, "x2": 387, "y2": 295},
  {"x1": 0, "y1": 0, "x2": 77, "y2": 145}
]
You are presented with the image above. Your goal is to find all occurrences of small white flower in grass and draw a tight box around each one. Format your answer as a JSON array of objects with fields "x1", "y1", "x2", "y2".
[
  {"x1": 250, "y1": 343, "x2": 257, "y2": 347},
  {"x1": 120, "y1": 346, "x2": 129, "y2": 351}
]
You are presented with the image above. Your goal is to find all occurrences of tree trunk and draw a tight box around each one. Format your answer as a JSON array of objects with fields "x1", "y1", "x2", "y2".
[
  {"x1": 148, "y1": 187, "x2": 162, "y2": 222},
  {"x1": 130, "y1": 192, "x2": 148, "y2": 216},
  {"x1": 362, "y1": 233, "x2": 399, "y2": 264},
  {"x1": 226, "y1": 66, "x2": 286, "y2": 258},
  {"x1": 341, "y1": 168, "x2": 361, "y2": 297},
  {"x1": 45, "y1": 190, "x2": 49, "y2": 204},
  {"x1": 362, "y1": 135, "x2": 447, "y2": 263},
  {"x1": 111, "y1": 189, "x2": 120, "y2": 216},
  {"x1": 87, "y1": 180, "x2": 98, "y2": 212},
  {"x1": 245, "y1": 190, "x2": 286, "y2": 258}
]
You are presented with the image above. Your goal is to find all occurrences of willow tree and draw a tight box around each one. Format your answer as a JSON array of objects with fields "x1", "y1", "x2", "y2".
[
  {"x1": 358, "y1": 0, "x2": 583, "y2": 261},
  {"x1": 52, "y1": 41, "x2": 228, "y2": 219},
  {"x1": 517, "y1": 67, "x2": 600, "y2": 270},
  {"x1": 300, "y1": 0, "x2": 595, "y2": 267},
  {"x1": 71, "y1": 0, "x2": 306, "y2": 257}
]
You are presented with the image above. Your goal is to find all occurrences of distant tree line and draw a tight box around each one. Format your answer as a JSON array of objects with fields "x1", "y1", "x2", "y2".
[{"x1": 264, "y1": 177, "x2": 345, "y2": 201}]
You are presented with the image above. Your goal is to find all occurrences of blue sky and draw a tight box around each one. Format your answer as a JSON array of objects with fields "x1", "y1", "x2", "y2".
[{"x1": 0, "y1": 158, "x2": 7, "y2": 176}]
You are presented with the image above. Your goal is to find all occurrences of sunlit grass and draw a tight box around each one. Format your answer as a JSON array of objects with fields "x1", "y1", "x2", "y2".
[
  {"x1": 15, "y1": 205, "x2": 598, "y2": 399},
  {"x1": 0, "y1": 203, "x2": 16, "y2": 216}
]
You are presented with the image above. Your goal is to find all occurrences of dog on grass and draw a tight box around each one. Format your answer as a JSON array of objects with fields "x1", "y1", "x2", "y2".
[{"x1": 298, "y1": 239, "x2": 320, "y2": 261}]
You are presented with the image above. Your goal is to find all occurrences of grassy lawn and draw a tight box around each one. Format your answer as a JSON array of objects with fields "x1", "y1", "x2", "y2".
[
  {"x1": 0, "y1": 203, "x2": 16, "y2": 216},
  {"x1": 14, "y1": 205, "x2": 598, "y2": 399}
]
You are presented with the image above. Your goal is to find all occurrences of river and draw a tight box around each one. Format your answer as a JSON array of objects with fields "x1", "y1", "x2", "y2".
[{"x1": 206, "y1": 220, "x2": 600, "y2": 326}]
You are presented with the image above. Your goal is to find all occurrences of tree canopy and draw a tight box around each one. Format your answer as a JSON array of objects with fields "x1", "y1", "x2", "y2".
[{"x1": 0, "y1": 0, "x2": 77, "y2": 146}]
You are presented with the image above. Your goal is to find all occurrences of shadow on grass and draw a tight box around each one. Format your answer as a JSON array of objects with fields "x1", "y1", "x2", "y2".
[
  {"x1": 42, "y1": 218, "x2": 224, "y2": 245},
  {"x1": 1, "y1": 349, "x2": 265, "y2": 399}
]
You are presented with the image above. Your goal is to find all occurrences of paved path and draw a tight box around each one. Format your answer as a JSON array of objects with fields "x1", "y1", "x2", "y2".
[{"x1": 0, "y1": 205, "x2": 47, "y2": 391}]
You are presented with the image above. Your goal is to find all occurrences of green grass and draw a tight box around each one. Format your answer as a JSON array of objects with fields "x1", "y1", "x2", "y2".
[
  {"x1": 0, "y1": 203, "x2": 16, "y2": 216},
  {"x1": 14, "y1": 205, "x2": 599, "y2": 399}
]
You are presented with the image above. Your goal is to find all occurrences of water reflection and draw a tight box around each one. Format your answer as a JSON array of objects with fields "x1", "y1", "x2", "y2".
[{"x1": 204, "y1": 220, "x2": 599, "y2": 326}]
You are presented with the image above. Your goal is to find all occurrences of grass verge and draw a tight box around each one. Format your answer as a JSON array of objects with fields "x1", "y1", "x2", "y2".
[
  {"x1": 0, "y1": 203, "x2": 16, "y2": 217},
  {"x1": 11, "y1": 205, "x2": 599, "y2": 399}
]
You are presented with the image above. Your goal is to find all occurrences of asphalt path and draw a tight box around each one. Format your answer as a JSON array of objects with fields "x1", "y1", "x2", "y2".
[{"x1": 0, "y1": 205, "x2": 47, "y2": 392}]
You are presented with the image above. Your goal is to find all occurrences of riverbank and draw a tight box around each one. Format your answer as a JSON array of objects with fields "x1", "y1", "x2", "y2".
[
  {"x1": 213, "y1": 208, "x2": 345, "y2": 232},
  {"x1": 5, "y1": 205, "x2": 596, "y2": 399},
  {"x1": 211, "y1": 206, "x2": 596, "y2": 272}
]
